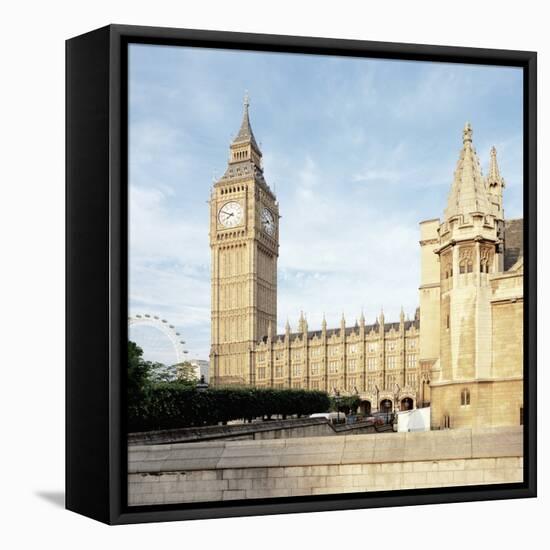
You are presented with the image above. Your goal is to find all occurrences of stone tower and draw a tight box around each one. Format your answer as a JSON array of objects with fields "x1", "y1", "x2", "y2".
[
  {"x1": 430, "y1": 123, "x2": 506, "y2": 428},
  {"x1": 209, "y1": 95, "x2": 279, "y2": 386}
]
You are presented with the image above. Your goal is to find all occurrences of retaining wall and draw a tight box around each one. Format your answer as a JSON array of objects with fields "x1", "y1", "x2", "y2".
[{"x1": 128, "y1": 426, "x2": 523, "y2": 506}]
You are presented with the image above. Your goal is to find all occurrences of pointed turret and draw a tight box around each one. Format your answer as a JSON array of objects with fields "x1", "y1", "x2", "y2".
[
  {"x1": 298, "y1": 311, "x2": 308, "y2": 334},
  {"x1": 321, "y1": 313, "x2": 327, "y2": 334},
  {"x1": 400, "y1": 306, "x2": 405, "y2": 325},
  {"x1": 285, "y1": 318, "x2": 291, "y2": 337},
  {"x1": 444, "y1": 123, "x2": 491, "y2": 221},
  {"x1": 229, "y1": 92, "x2": 261, "y2": 166},
  {"x1": 378, "y1": 308, "x2": 385, "y2": 336},
  {"x1": 340, "y1": 312, "x2": 346, "y2": 336},
  {"x1": 267, "y1": 320, "x2": 273, "y2": 341},
  {"x1": 359, "y1": 310, "x2": 365, "y2": 328},
  {"x1": 486, "y1": 146, "x2": 505, "y2": 217}
]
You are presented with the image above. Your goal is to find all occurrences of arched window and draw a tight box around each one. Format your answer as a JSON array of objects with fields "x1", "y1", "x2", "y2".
[
  {"x1": 467, "y1": 261, "x2": 473, "y2": 273},
  {"x1": 461, "y1": 388, "x2": 470, "y2": 406}
]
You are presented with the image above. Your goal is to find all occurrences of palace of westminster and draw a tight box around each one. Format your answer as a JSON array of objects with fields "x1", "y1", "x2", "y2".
[{"x1": 208, "y1": 97, "x2": 524, "y2": 429}]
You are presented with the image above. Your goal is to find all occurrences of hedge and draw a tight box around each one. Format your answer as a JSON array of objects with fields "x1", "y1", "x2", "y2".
[{"x1": 128, "y1": 385, "x2": 331, "y2": 432}]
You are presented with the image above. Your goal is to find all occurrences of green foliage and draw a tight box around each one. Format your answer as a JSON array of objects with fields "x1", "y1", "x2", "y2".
[
  {"x1": 127, "y1": 341, "x2": 153, "y2": 418},
  {"x1": 174, "y1": 361, "x2": 197, "y2": 384},
  {"x1": 128, "y1": 386, "x2": 331, "y2": 432},
  {"x1": 330, "y1": 394, "x2": 361, "y2": 415}
]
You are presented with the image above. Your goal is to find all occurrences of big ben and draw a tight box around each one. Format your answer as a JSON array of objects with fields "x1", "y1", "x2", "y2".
[{"x1": 209, "y1": 95, "x2": 279, "y2": 385}]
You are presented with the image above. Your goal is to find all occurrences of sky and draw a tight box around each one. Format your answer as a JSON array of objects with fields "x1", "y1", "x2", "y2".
[{"x1": 128, "y1": 43, "x2": 523, "y2": 363}]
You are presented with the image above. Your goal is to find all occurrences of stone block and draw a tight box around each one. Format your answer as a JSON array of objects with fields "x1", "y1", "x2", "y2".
[
  {"x1": 222, "y1": 490, "x2": 246, "y2": 500},
  {"x1": 404, "y1": 429, "x2": 472, "y2": 462},
  {"x1": 373, "y1": 433, "x2": 406, "y2": 462},
  {"x1": 471, "y1": 427, "x2": 523, "y2": 458}
]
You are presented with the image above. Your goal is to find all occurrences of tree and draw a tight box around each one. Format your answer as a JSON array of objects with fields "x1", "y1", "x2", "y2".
[
  {"x1": 128, "y1": 341, "x2": 152, "y2": 414},
  {"x1": 174, "y1": 361, "x2": 198, "y2": 384}
]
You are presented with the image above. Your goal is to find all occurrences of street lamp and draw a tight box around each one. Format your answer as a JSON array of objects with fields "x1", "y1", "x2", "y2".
[
  {"x1": 394, "y1": 383, "x2": 401, "y2": 414},
  {"x1": 196, "y1": 374, "x2": 209, "y2": 392},
  {"x1": 333, "y1": 388, "x2": 342, "y2": 423}
]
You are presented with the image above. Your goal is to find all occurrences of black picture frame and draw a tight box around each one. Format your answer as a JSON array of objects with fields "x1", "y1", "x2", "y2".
[{"x1": 66, "y1": 24, "x2": 537, "y2": 525}]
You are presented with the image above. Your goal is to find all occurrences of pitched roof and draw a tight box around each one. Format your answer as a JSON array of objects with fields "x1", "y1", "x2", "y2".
[
  {"x1": 444, "y1": 123, "x2": 491, "y2": 220},
  {"x1": 232, "y1": 95, "x2": 261, "y2": 154}
]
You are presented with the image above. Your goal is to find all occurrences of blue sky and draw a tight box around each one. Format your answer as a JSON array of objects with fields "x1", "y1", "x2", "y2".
[{"x1": 128, "y1": 43, "x2": 523, "y2": 363}]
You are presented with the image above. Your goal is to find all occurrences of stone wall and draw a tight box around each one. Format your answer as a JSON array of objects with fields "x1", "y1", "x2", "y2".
[
  {"x1": 128, "y1": 417, "x2": 380, "y2": 446},
  {"x1": 430, "y1": 380, "x2": 523, "y2": 429},
  {"x1": 128, "y1": 427, "x2": 523, "y2": 506}
]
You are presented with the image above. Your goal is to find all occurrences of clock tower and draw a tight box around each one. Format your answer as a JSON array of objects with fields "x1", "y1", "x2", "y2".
[{"x1": 209, "y1": 95, "x2": 279, "y2": 386}]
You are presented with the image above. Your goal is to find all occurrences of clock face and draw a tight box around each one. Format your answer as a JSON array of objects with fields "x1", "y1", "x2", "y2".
[
  {"x1": 261, "y1": 208, "x2": 276, "y2": 236},
  {"x1": 218, "y1": 201, "x2": 243, "y2": 228}
]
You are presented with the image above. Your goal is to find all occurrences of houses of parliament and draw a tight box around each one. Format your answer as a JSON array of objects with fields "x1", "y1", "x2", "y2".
[{"x1": 209, "y1": 97, "x2": 524, "y2": 429}]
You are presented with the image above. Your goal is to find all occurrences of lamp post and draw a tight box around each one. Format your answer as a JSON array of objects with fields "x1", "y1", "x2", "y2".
[
  {"x1": 333, "y1": 388, "x2": 342, "y2": 423},
  {"x1": 196, "y1": 374, "x2": 209, "y2": 392},
  {"x1": 394, "y1": 383, "x2": 401, "y2": 414}
]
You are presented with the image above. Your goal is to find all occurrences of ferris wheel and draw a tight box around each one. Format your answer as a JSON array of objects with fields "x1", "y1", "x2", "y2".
[{"x1": 128, "y1": 313, "x2": 189, "y2": 367}]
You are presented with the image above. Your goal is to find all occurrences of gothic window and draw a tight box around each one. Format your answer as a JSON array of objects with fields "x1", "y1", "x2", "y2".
[
  {"x1": 275, "y1": 366, "x2": 283, "y2": 378},
  {"x1": 368, "y1": 342, "x2": 378, "y2": 353},
  {"x1": 310, "y1": 363, "x2": 320, "y2": 375},
  {"x1": 367, "y1": 376, "x2": 376, "y2": 391},
  {"x1": 348, "y1": 344, "x2": 357, "y2": 354},
  {"x1": 386, "y1": 341, "x2": 396, "y2": 351},
  {"x1": 386, "y1": 355, "x2": 397, "y2": 369},
  {"x1": 348, "y1": 378, "x2": 357, "y2": 391},
  {"x1": 458, "y1": 258, "x2": 474, "y2": 274},
  {"x1": 328, "y1": 361, "x2": 339, "y2": 373},
  {"x1": 310, "y1": 380, "x2": 320, "y2": 390},
  {"x1": 292, "y1": 365, "x2": 301, "y2": 377},
  {"x1": 347, "y1": 359, "x2": 357, "y2": 372},
  {"x1": 408, "y1": 340, "x2": 416, "y2": 350},
  {"x1": 460, "y1": 388, "x2": 470, "y2": 406},
  {"x1": 257, "y1": 367, "x2": 266, "y2": 379},
  {"x1": 292, "y1": 350, "x2": 301, "y2": 361},
  {"x1": 330, "y1": 346, "x2": 340, "y2": 356},
  {"x1": 406, "y1": 354, "x2": 417, "y2": 368}
]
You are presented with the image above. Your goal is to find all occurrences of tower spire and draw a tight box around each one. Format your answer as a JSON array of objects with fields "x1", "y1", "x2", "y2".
[
  {"x1": 444, "y1": 122, "x2": 490, "y2": 220},
  {"x1": 232, "y1": 91, "x2": 261, "y2": 154},
  {"x1": 486, "y1": 146, "x2": 505, "y2": 217}
]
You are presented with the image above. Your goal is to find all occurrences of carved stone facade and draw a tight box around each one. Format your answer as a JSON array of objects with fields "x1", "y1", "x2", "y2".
[
  {"x1": 253, "y1": 311, "x2": 424, "y2": 413},
  {"x1": 422, "y1": 123, "x2": 524, "y2": 429},
  {"x1": 210, "y1": 104, "x2": 523, "y2": 426},
  {"x1": 209, "y1": 96, "x2": 278, "y2": 386}
]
